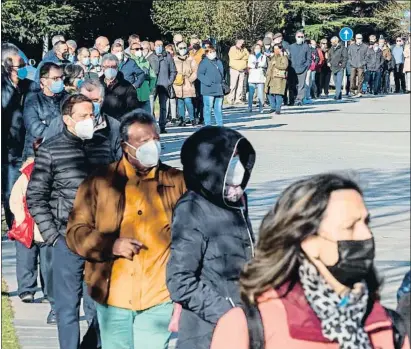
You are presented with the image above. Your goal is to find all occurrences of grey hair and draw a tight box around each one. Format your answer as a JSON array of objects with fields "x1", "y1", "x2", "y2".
[
  {"x1": 101, "y1": 53, "x2": 119, "y2": 67},
  {"x1": 1, "y1": 43, "x2": 19, "y2": 64},
  {"x1": 331, "y1": 36, "x2": 339, "y2": 42},
  {"x1": 80, "y1": 78, "x2": 105, "y2": 100},
  {"x1": 89, "y1": 48, "x2": 100, "y2": 55},
  {"x1": 66, "y1": 40, "x2": 77, "y2": 49},
  {"x1": 141, "y1": 41, "x2": 151, "y2": 51},
  {"x1": 77, "y1": 47, "x2": 89, "y2": 56},
  {"x1": 52, "y1": 35, "x2": 65, "y2": 46}
]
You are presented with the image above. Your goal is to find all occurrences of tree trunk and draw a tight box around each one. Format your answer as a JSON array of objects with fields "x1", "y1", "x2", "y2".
[
  {"x1": 302, "y1": 11, "x2": 306, "y2": 27},
  {"x1": 42, "y1": 34, "x2": 49, "y2": 58}
]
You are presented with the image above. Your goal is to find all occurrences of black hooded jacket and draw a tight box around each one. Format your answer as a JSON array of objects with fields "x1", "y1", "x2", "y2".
[{"x1": 166, "y1": 126, "x2": 256, "y2": 349}]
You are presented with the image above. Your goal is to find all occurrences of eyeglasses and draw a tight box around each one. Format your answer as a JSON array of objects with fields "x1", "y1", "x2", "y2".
[
  {"x1": 178, "y1": 47, "x2": 187, "y2": 50},
  {"x1": 397, "y1": 40, "x2": 403, "y2": 42},
  {"x1": 131, "y1": 48, "x2": 143, "y2": 51},
  {"x1": 297, "y1": 36, "x2": 304, "y2": 39},
  {"x1": 45, "y1": 75, "x2": 63, "y2": 81}
]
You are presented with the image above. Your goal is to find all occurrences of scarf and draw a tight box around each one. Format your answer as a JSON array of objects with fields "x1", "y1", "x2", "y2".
[{"x1": 299, "y1": 258, "x2": 372, "y2": 349}]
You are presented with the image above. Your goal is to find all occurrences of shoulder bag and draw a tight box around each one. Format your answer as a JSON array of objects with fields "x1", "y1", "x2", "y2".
[{"x1": 211, "y1": 61, "x2": 230, "y2": 95}]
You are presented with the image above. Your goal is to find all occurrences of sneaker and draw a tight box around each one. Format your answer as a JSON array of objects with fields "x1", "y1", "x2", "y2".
[
  {"x1": 259, "y1": 109, "x2": 264, "y2": 114},
  {"x1": 295, "y1": 101, "x2": 303, "y2": 106},
  {"x1": 275, "y1": 111, "x2": 281, "y2": 115},
  {"x1": 269, "y1": 109, "x2": 276, "y2": 113},
  {"x1": 303, "y1": 99, "x2": 313, "y2": 105},
  {"x1": 160, "y1": 129, "x2": 168, "y2": 134},
  {"x1": 47, "y1": 310, "x2": 57, "y2": 325},
  {"x1": 19, "y1": 292, "x2": 34, "y2": 303}
]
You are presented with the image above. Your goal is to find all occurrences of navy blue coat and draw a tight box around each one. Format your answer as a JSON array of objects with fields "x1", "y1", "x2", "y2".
[
  {"x1": 197, "y1": 57, "x2": 224, "y2": 97},
  {"x1": 289, "y1": 43, "x2": 311, "y2": 74},
  {"x1": 120, "y1": 58, "x2": 146, "y2": 90},
  {"x1": 22, "y1": 90, "x2": 67, "y2": 161},
  {"x1": 155, "y1": 51, "x2": 177, "y2": 88}
]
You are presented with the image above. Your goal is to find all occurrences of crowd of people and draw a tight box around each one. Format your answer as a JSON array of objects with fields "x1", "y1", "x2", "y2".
[{"x1": 1, "y1": 28, "x2": 410, "y2": 349}]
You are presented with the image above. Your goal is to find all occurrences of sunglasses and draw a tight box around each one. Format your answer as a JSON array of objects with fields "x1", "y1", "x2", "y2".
[{"x1": 131, "y1": 48, "x2": 143, "y2": 51}]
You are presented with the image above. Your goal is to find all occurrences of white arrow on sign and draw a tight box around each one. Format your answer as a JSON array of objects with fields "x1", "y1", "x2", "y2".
[{"x1": 344, "y1": 29, "x2": 349, "y2": 39}]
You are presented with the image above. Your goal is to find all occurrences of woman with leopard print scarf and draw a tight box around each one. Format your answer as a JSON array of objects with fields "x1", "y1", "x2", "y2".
[{"x1": 211, "y1": 173, "x2": 410, "y2": 349}]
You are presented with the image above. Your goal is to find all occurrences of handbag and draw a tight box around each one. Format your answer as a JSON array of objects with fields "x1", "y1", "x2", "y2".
[
  {"x1": 212, "y1": 61, "x2": 230, "y2": 95},
  {"x1": 7, "y1": 196, "x2": 34, "y2": 248},
  {"x1": 174, "y1": 73, "x2": 184, "y2": 86},
  {"x1": 273, "y1": 67, "x2": 287, "y2": 79},
  {"x1": 167, "y1": 84, "x2": 176, "y2": 99}
]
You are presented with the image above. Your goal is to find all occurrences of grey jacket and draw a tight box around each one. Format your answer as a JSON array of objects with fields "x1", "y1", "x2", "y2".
[
  {"x1": 365, "y1": 47, "x2": 384, "y2": 72},
  {"x1": 348, "y1": 43, "x2": 368, "y2": 69},
  {"x1": 146, "y1": 52, "x2": 160, "y2": 76},
  {"x1": 289, "y1": 43, "x2": 311, "y2": 74},
  {"x1": 155, "y1": 51, "x2": 177, "y2": 88},
  {"x1": 328, "y1": 44, "x2": 348, "y2": 73}
]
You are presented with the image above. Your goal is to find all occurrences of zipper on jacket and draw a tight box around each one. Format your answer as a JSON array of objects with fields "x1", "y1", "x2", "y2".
[{"x1": 240, "y1": 209, "x2": 255, "y2": 257}]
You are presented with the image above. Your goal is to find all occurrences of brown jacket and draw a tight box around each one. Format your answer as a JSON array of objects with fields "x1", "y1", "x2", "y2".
[
  {"x1": 265, "y1": 54, "x2": 289, "y2": 95},
  {"x1": 173, "y1": 55, "x2": 198, "y2": 98},
  {"x1": 66, "y1": 159, "x2": 186, "y2": 304},
  {"x1": 190, "y1": 48, "x2": 205, "y2": 65}
]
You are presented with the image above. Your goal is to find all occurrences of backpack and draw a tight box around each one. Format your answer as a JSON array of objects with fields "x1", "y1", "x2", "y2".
[{"x1": 244, "y1": 301, "x2": 408, "y2": 349}]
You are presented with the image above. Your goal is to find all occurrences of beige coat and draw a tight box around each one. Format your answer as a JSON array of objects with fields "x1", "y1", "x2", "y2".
[
  {"x1": 173, "y1": 55, "x2": 198, "y2": 98},
  {"x1": 404, "y1": 43, "x2": 410, "y2": 72},
  {"x1": 265, "y1": 54, "x2": 289, "y2": 95},
  {"x1": 9, "y1": 159, "x2": 44, "y2": 243}
]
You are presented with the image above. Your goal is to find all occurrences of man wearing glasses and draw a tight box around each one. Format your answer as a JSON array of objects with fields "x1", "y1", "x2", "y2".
[
  {"x1": 348, "y1": 34, "x2": 368, "y2": 97},
  {"x1": 22, "y1": 62, "x2": 67, "y2": 162},
  {"x1": 289, "y1": 31, "x2": 311, "y2": 106},
  {"x1": 129, "y1": 42, "x2": 157, "y2": 113},
  {"x1": 392, "y1": 37, "x2": 407, "y2": 94},
  {"x1": 27, "y1": 94, "x2": 118, "y2": 349}
]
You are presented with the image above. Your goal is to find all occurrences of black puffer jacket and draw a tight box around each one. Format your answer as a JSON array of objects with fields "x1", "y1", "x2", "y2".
[
  {"x1": 22, "y1": 90, "x2": 67, "y2": 161},
  {"x1": 1, "y1": 71, "x2": 33, "y2": 164},
  {"x1": 166, "y1": 126, "x2": 256, "y2": 349},
  {"x1": 26, "y1": 126, "x2": 117, "y2": 245},
  {"x1": 100, "y1": 73, "x2": 139, "y2": 121}
]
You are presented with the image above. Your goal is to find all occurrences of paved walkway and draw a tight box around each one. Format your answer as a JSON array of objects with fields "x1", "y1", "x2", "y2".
[{"x1": 2, "y1": 93, "x2": 410, "y2": 348}]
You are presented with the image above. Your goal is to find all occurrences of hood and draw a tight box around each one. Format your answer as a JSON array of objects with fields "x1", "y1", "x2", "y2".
[{"x1": 181, "y1": 126, "x2": 256, "y2": 208}]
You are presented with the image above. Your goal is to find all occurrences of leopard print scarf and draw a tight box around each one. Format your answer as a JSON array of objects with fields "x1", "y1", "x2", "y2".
[{"x1": 299, "y1": 258, "x2": 372, "y2": 349}]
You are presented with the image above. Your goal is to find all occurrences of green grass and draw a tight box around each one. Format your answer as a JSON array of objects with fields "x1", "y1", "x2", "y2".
[{"x1": 2, "y1": 279, "x2": 20, "y2": 349}]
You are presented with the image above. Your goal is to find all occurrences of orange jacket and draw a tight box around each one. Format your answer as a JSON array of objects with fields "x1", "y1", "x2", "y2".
[{"x1": 211, "y1": 283, "x2": 410, "y2": 349}]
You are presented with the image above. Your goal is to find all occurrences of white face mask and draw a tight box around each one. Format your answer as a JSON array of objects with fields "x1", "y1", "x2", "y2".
[
  {"x1": 135, "y1": 50, "x2": 143, "y2": 57},
  {"x1": 70, "y1": 117, "x2": 94, "y2": 140},
  {"x1": 178, "y1": 48, "x2": 187, "y2": 56},
  {"x1": 207, "y1": 52, "x2": 217, "y2": 60},
  {"x1": 225, "y1": 156, "x2": 245, "y2": 186},
  {"x1": 126, "y1": 140, "x2": 161, "y2": 168},
  {"x1": 115, "y1": 52, "x2": 124, "y2": 61},
  {"x1": 224, "y1": 185, "x2": 244, "y2": 203}
]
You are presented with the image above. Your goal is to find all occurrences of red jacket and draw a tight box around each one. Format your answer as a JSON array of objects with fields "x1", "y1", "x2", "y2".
[
  {"x1": 211, "y1": 282, "x2": 410, "y2": 349},
  {"x1": 316, "y1": 48, "x2": 325, "y2": 72}
]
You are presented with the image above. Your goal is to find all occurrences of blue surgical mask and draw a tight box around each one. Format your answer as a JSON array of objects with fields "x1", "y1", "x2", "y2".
[
  {"x1": 104, "y1": 68, "x2": 118, "y2": 80},
  {"x1": 68, "y1": 55, "x2": 75, "y2": 63},
  {"x1": 90, "y1": 57, "x2": 100, "y2": 66},
  {"x1": 17, "y1": 67, "x2": 28, "y2": 80},
  {"x1": 50, "y1": 80, "x2": 64, "y2": 94},
  {"x1": 155, "y1": 46, "x2": 163, "y2": 55},
  {"x1": 93, "y1": 102, "x2": 101, "y2": 116},
  {"x1": 82, "y1": 58, "x2": 90, "y2": 66},
  {"x1": 76, "y1": 79, "x2": 84, "y2": 89}
]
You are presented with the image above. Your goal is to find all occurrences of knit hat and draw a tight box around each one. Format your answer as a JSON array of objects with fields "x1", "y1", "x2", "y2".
[{"x1": 263, "y1": 37, "x2": 272, "y2": 46}]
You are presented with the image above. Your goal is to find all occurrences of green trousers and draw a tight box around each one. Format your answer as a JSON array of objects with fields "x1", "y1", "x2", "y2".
[{"x1": 95, "y1": 301, "x2": 173, "y2": 349}]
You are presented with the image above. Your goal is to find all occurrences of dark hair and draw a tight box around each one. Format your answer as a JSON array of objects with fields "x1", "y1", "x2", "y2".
[
  {"x1": 33, "y1": 138, "x2": 43, "y2": 156},
  {"x1": 128, "y1": 34, "x2": 140, "y2": 45},
  {"x1": 39, "y1": 62, "x2": 62, "y2": 79},
  {"x1": 119, "y1": 109, "x2": 156, "y2": 142},
  {"x1": 239, "y1": 173, "x2": 379, "y2": 304},
  {"x1": 63, "y1": 64, "x2": 84, "y2": 87},
  {"x1": 205, "y1": 45, "x2": 216, "y2": 54},
  {"x1": 61, "y1": 94, "x2": 92, "y2": 116}
]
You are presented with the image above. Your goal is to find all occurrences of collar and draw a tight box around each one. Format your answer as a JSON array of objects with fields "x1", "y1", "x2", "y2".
[
  {"x1": 119, "y1": 157, "x2": 175, "y2": 187},
  {"x1": 257, "y1": 282, "x2": 392, "y2": 343}
]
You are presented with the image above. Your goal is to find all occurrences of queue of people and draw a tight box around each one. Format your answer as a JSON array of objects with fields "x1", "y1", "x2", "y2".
[{"x1": 1, "y1": 29, "x2": 410, "y2": 349}]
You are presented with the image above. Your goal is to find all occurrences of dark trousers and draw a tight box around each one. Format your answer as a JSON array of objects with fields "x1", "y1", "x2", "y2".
[
  {"x1": 288, "y1": 68, "x2": 307, "y2": 104},
  {"x1": 394, "y1": 64, "x2": 406, "y2": 92},
  {"x1": 193, "y1": 80, "x2": 203, "y2": 121},
  {"x1": 154, "y1": 86, "x2": 169, "y2": 131},
  {"x1": 1, "y1": 160, "x2": 21, "y2": 230},
  {"x1": 350, "y1": 67, "x2": 365, "y2": 94},
  {"x1": 319, "y1": 67, "x2": 331, "y2": 96},
  {"x1": 53, "y1": 237, "x2": 100, "y2": 349},
  {"x1": 367, "y1": 71, "x2": 382, "y2": 94},
  {"x1": 381, "y1": 69, "x2": 391, "y2": 93},
  {"x1": 16, "y1": 241, "x2": 53, "y2": 305},
  {"x1": 333, "y1": 70, "x2": 344, "y2": 99}
]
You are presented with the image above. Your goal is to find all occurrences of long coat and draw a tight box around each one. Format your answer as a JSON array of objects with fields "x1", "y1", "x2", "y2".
[
  {"x1": 173, "y1": 55, "x2": 198, "y2": 98},
  {"x1": 265, "y1": 54, "x2": 289, "y2": 95}
]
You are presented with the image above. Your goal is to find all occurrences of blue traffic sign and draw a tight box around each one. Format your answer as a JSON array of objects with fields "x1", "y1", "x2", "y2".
[{"x1": 339, "y1": 27, "x2": 353, "y2": 42}]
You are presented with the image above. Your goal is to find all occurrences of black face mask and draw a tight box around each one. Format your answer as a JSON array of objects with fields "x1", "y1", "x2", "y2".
[{"x1": 327, "y1": 238, "x2": 375, "y2": 287}]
